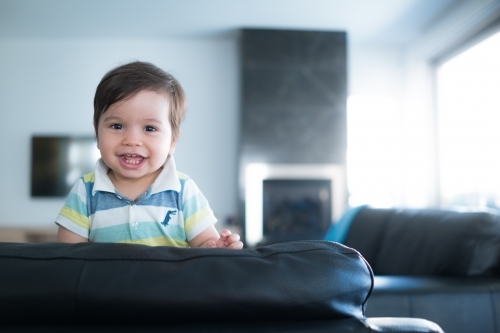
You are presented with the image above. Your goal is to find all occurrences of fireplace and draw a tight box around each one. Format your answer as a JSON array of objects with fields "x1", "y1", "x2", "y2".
[
  {"x1": 244, "y1": 164, "x2": 346, "y2": 247},
  {"x1": 239, "y1": 30, "x2": 347, "y2": 247}
]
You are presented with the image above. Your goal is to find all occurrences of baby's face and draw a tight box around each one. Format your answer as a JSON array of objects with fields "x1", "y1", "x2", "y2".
[{"x1": 96, "y1": 90, "x2": 175, "y2": 183}]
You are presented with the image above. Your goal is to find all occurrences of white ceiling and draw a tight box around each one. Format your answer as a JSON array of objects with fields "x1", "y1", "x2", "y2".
[{"x1": 0, "y1": 0, "x2": 463, "y2": 45}]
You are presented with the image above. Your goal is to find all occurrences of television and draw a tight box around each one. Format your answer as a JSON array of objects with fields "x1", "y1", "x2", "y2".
[{"x1": 31, "y1": 136, "x2": 100, "y2": 197}]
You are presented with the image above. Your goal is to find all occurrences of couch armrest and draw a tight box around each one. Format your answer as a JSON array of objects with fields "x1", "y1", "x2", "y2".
[{"x1": 363, "y1": 317, "x2": 444, "y2": 333}]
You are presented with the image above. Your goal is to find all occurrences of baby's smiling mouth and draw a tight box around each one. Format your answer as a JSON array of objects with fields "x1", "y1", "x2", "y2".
[{"x1": 120, "y1": 154, "x2": 146, "y2": 165}]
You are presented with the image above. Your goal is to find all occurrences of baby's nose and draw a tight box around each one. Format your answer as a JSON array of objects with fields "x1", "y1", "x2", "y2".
[{"x1": 123, "y1": 130, "x2": 143, "y2": 146}]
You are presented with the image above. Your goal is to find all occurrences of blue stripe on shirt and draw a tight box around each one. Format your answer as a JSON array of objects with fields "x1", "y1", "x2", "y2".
[
  {"x1": 90, "y1": 222, "x2": 187, "y2": 243},
  {"x1": 183, "y1": 192, "x2": 209, "y2": 219},
  {"x1": 141, "y1": 191, "x2": 180, "y2": 210},
  {"x1": 65, "y1": 191, "x2": 89, "y2": 217},
  {"x1": 88, "y1": 192, "x2": 129, "y2": 215}
]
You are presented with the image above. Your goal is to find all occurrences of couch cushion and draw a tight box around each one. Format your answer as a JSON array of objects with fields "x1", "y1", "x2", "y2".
[
  {"x1": 0, "y1": 240, "x2": 373, "y2": 324},
  {"x1": 343, "y1": 207, "x2": 500, "y2": 276},
  {"x1": 366, "y1": 276, "x2": 500, "y2": 333}
]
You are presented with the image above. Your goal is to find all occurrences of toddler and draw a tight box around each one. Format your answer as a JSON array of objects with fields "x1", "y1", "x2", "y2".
[{"x1": 55, "y1": 61, "x2": 243, "y2": 249}]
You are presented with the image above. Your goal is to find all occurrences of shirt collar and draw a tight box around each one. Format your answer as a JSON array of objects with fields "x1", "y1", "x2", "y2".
[{"x1": 92, "y1": 156, "x2": 181, "y2": 196}]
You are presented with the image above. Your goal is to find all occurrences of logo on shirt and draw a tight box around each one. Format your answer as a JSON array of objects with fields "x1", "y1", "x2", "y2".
[{"x1": 161, "y1": 210, "x2": 177, "y2": 226}]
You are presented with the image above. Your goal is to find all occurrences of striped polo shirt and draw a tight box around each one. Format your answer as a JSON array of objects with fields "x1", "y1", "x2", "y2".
[{"x1": 55, "y1": 156, "x2": 217, "y2": 247}]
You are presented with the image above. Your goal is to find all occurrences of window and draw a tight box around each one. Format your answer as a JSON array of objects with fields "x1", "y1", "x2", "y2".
[{"x1": 436, "y1": 30, "x2": 500, "y2": 211}]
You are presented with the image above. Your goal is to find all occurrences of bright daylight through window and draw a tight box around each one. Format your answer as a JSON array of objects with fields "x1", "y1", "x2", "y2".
[
  {"x1": 437, "y1": 30, "x2": 500, "y2": 211},
  {"x1": 347, "y1": 95, "x2": 401, "y2": 208}
]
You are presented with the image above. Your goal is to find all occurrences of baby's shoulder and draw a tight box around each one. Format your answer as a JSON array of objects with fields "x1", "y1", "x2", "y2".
[
  {"x1": 81, "y1": 172, "x2": 96, "y2": 184},
  {"x1": 176, "y1": 170, "x2": 190, "y2": 181}
]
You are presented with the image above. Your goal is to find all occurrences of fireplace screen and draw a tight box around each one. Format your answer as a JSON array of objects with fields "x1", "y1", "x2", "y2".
[
  {"x1": 263, "y1": 179, "x2": 331, "y2": 241},
  {"x1": 244, "y1": 163, "x2": 346, "y2": 247}
]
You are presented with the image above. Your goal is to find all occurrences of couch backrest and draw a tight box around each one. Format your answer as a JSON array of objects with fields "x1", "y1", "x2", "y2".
[
  {"x1": 343, "y1": 207, "x2": 500, "y2": 276},
  {"x1": 0, "y1": 240, "x2": 373, "y2": 325}
]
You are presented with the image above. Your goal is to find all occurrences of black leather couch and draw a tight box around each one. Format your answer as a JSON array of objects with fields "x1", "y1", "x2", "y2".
[
  {"x1": 332, "y1": 206, "x2": 500, "y2": 333},
  {"x1": 0, "y1": 240, "x2": 443, "y2": 333}
]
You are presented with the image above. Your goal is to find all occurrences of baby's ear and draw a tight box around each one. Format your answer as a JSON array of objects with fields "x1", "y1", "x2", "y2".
[
  {"x1": 168, "y1": 141, "x2": 177, "y2": 156},
  {"x1": 169, "y1": 129, "x2": 180, "y2": 155},
  {"x1": 95, "y1": 136, "x2": 100, "y2": 150},
  {"x1": 93, "y1": 123, "x2": 99, "y2": 144}
]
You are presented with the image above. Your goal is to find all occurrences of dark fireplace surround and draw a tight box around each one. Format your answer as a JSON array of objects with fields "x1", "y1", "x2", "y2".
[{"x1": 239, "y1": 29, "x2": 348, "y2": 247}]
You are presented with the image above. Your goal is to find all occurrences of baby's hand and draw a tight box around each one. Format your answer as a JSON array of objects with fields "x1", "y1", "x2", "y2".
[{"x1": 207, "y1": 229, "x2": 243, "y2": 249}]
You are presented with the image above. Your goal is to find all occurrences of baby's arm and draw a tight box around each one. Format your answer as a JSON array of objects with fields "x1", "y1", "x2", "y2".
[
  {"x1": 57, "y1": 226, "x2": 88, "y2": 243},
  {"x1": 190, "y1": 225, "x2": 243, "y2": 249}
]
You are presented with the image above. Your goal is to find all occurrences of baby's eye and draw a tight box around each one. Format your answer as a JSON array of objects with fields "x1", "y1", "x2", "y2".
[
  {"x1": 145, "y1": 126, "x2": 157, "y2": 132},
  {"x1": 110, "y1": 124, "x2": 123, "y2": 130}
]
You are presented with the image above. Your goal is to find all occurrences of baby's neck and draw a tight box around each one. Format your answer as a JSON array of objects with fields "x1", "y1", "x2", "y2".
[{"x1": 107, "y1": 169, "x2": 162, "y2": 201}]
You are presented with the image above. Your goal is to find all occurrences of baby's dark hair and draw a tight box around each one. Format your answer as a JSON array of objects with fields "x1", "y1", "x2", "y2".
[{"x1": 93, "y1": 61, "x2": 186, "y2": 143}]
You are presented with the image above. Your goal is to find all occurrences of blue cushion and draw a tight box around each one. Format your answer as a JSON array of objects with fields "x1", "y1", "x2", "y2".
[{"x1": 324, "y1": 205, "x2": 368, "y2": 243}]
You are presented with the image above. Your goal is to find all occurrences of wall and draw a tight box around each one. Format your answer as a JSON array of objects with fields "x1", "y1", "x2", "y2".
[
  {"x1": 0, "y1": 34, "x2": 409, "y2": 229},
  {"x1": 0, "y1": 37, "x2": 239, "y2": 227},
  {"x1": 348, "y1": 43, "x2": 404, "y2": 97}
]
